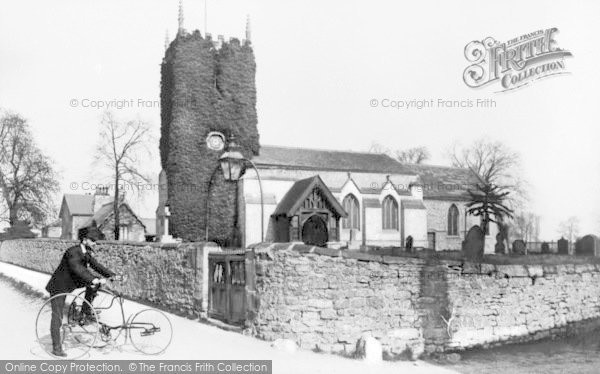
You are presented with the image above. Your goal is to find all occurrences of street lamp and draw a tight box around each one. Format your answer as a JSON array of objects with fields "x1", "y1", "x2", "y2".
[{"x1": 205, "y1": 137, "x2": 264, "y2": 244}]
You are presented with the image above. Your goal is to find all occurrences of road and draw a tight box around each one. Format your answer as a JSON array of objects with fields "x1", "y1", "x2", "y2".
[{"x1": 0, "y1": 261, "x2": 457, "y2": 374}]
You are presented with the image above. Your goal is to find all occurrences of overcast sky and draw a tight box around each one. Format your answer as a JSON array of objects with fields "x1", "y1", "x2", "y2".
[{"x1": 1, "y1": 0, "x2": 599, "y2": 239}]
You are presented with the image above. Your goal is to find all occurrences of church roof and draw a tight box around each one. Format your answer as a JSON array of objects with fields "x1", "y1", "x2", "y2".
[
  {"x1": 272, "y1": 175, "x2": 347, "y2": 218},
  {"x1": 252, "y1": 145, "x2": 477, "y2": 201},
  {"x1": 401, "y1": 164, "x2": 478, "y2": 200},
  {"x1": 254, "y1": 145, "x2": 416, "y2": 175}
]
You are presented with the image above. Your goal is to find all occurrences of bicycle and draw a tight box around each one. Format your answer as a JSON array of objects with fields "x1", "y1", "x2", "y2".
[{"x1": 35, "y1": 276, "x2": 173, "y2": 359}]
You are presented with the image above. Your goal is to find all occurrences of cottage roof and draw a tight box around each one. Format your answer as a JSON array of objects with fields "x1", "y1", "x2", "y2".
[
  {"x1": 141, "y1": 218, "x2": 156, "y2": 236},
  {"x1": 61, "y1": 194, "x2": 94, "y2": 215},
  {"x1": 80, "y1": 201, "x2": 144, "y2": 229}
]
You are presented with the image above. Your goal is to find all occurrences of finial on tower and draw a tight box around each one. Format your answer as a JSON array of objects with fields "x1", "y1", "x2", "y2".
[
  {"x1": 245, "y1": 14, "x2": 252, "y2": 43},
  {"x1": 178, "y1": 0, "x2": 185, "y2": 35}
]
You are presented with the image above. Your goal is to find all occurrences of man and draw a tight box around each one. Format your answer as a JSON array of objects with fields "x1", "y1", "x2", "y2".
[{"x1": 45, "y1": 227, "x2": 115, "y2": 357}]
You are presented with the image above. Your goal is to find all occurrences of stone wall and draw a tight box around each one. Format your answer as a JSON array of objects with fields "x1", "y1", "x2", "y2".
[
  {"x1": 248, "y1": 243, "x2": 600, "y2": 358},
  {"x1": 422, "y1": 199, "x2": 497, "y2": 253},
  {"x1": 0, "y1": 239, "x2": 219, "y2": 317},
  {"x1": 439, "y1": 262, "x2": 600, "y2": 351},
  {"x1": 248, "y1": 243, "x2": 426, "y2": 358}
]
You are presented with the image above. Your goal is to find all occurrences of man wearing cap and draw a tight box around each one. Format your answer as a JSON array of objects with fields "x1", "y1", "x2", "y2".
[{"x1": 45, "y1": 227, "x2": 116, "y2": 357}]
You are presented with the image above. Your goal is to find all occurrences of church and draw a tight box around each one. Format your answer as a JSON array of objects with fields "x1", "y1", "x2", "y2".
[{"x1": 155, "y1": 6, "x2": 496, "y2": 253}]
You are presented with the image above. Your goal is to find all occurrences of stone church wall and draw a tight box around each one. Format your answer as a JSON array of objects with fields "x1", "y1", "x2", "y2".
[
  {"x1": 248, "y1": 244, "x2": 600, "y2": 358},
  {"x1": 0, "y1": 238, "x2": 218, "y2": 317},
  {"x1": 423, "y1": 199, "x2": 496, "y2": 252}
]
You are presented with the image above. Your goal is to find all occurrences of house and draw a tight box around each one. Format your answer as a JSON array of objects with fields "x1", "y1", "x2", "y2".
[
  {"x1": 77, "y1": 200, "x2": 146, "y2": 242},
  {"x1": 59, "y1": 186, "x2": 148, "y2": 241}
]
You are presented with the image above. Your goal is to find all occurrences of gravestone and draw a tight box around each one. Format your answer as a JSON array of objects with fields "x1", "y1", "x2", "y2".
[
  {"x1": 575, "y1": 235, "x2": 599, "y2": 256},
  {"x1": 405, "y1": 235, "x2": 413, "y2": 253},
  {"x1": 512, "y1": 240, "x2": 526, "y2": 255},
  {"x1": 557, "y1": 237, "x2": 569, "y2": 255},
  {"x1": 541, "y1": 242, "x2": 550, "y2": 254},
  {"x1": 494, "y1": 232, "x2": 506, "y2": 254},
  {"x1": 462, "y1": 225, "x2": 484, "y2": 261}
]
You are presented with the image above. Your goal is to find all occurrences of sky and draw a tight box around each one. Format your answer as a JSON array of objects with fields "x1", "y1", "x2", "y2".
[{"x1": 1, "y1": 0, "x2": 599, "y2": 239}]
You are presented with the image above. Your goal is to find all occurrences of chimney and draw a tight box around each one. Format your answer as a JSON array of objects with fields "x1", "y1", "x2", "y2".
[{"x1": 92, "y1": 186, "x2": 112, "y2": 213}]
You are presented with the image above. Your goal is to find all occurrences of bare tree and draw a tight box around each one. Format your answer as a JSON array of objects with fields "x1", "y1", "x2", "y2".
[
  {"x1": 368, "y1": 142, "x2": 430, "y2": 164},
  {"x1": 367, "y1": 142, "x2": 390, "y2": 155},
  {"x1": 508, "y1": 211, "x2": 540, "y2": 242},
  {"x1": 450, "y1": 139, "x2": 525, "y2": 252},
  {"x1": 94, "y1": 111, "x2": 152, "y2": 240},
  {"x1": 0, "y1": 111, "x2": 60, "y2": 227},
  {"x1": 394, "y1": 147, "x2": 430, "y2": 164},
  {"x1": 449, "y1": 139, "x2": 524, "y2": 198},
  {"x1": 558, "y1": 216, "x2": 580, "y2": 243}
]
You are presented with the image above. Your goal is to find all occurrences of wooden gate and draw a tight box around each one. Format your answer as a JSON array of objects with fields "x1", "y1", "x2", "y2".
[{"x1": 208, "y1": 249, "x2": 247, "y2": 325}]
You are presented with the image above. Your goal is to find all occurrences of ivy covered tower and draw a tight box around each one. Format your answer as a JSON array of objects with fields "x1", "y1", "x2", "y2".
[{"x1": 159, "y1": 4, "x2": 259, "y2": 244}]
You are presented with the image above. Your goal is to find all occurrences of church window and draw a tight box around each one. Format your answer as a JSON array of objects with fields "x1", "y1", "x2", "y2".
[
  {"x1": 447, "y1": 204, "x2": 459, "y2": 236},
  {"x1": 342, "y1": 194, "x2": 360, "y2": 230},
  {"x1": 382, "y1": 196, "x2": 398, "y2": 230}
]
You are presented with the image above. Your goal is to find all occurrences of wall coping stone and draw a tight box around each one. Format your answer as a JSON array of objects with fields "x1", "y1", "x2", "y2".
[
  {"x1": 342, "y1": 251, "x2": 383, "y2": 262},
  {"x1": 0, "y1": 238, "x2": 215, "y2": 250},
  {"x1": 246, "y1": 242, "x2": 600, "y2": 274}
]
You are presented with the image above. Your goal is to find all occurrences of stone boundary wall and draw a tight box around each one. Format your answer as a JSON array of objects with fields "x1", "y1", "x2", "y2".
[
  {"x1": 247, "y1": 243, "x2": 427, "y2": 358},
  {"x1": 0, "y1": 239, "x2": 220, "y2": 317},
  {"x1": 441, "y1": 262, "x2": 600, "y2": 351},
  {"x1": 248, "y1": 243, "x2": 600, "y2": 358}
]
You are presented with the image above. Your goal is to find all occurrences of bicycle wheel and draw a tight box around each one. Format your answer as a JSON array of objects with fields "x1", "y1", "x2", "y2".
[
  {"x1": 35, "y1": 293, "x2": 99, "y2": 359},
  {"x1": 75, "y1": 288, "x2": 123, "y2": 344},
  {"x1": 128, "y1": 309, "x2": 173, "y2": 355}
]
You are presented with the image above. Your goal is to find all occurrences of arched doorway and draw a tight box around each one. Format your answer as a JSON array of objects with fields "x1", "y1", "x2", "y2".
[{"x1": 302, "y1": 215, "x2": 328, "y2": 246}]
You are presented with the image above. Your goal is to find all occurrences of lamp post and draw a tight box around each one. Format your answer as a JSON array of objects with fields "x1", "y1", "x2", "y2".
[{"x1": 205, "y1": 137, "x2": 264, "y2": 244}]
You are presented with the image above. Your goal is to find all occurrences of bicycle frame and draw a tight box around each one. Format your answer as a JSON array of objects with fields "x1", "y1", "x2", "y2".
[{"x1": 90, "y1": 288, "x2": 161, "y2": 341}]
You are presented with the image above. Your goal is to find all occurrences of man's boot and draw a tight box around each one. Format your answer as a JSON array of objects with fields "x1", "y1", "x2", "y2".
[{"x1": 52, "y1": 345, "x2": 67, "y2": 357}]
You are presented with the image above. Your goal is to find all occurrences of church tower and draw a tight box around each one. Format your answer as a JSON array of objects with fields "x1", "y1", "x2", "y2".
[{"x1": 159, "y1": 3, "x2": 259, "y2": 244}]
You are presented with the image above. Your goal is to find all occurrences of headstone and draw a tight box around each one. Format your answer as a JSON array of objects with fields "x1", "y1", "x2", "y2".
[
  {"x1": 463, "y1": 226, "x2": 485, "y2": 261},
  {"x1": 494, "y1": 232, "x2": 506, "y2": 254},
  {"x1": 575, "y1": 235, "x2": 599, "y2": 256},
  {"x1": 355, "y1": 333, "x2": 382, "y2": 363},
  {"x1": 405, "y1": 235, "x2": 414, "y2": 252},
  {"x1": 541, "y1": 242, "x2": 550, "y2": 254},
  {"x1": 557, "y1": 237, "x2": 569, "y2": 255},
  {"x1": 512, "y1": 240, "x2": 526, "y2": 255}
]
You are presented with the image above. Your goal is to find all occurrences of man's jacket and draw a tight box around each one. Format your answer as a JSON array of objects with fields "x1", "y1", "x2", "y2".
[{"x1": 45, "y1": 245, "x2": 115, "y2": 295}]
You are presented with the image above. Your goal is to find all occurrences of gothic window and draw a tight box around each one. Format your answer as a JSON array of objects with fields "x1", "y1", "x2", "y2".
[
  {"x1": 342, "y1": 194, "x2": 360, "y2": 230},
  {"x1": 382, "y1": 196, "x2": 399, "y2": 230},
  {"x1": 447, "y1": 204, "x2": 459, "y2": 236}
]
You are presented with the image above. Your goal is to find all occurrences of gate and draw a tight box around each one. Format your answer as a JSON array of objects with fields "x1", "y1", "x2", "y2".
[{"x1": 208, "y1": 249, "x2": 247, "y2": 325}]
